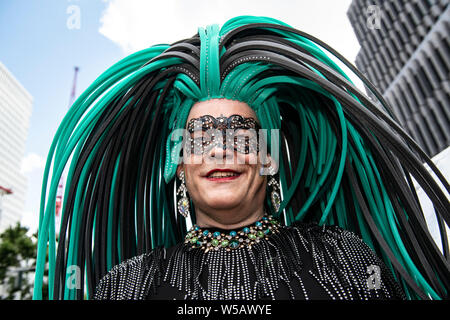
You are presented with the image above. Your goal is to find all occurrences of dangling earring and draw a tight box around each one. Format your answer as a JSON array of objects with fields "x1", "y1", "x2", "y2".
[
  {"x1": 177, "y1": 171, "x2": 190, "y2": 218},
  {"x1": 267, "y1": 166, "x2": 281, "y2": 213}
]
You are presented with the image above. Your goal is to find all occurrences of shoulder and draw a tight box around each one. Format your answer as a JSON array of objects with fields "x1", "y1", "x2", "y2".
[
  {"x1": 288, "y1": 221, "x2": 383, "y2": 269},
  {"x1": 288, "y1": 221, "x2": 359, "y2": 246},
  {"x1": 290, "y1": 221, "x2": 369, "y2": 249},
  {"x1": 93, "y1": 247, "x2": 166, "y2": 300},
  {"x1": 288, "y1": 221, "x2": 406, "y2": 299}
]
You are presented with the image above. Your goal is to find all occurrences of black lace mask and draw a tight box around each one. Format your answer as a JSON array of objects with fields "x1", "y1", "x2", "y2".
[{"x1": 185, "y1": 114, "x2": 262, "y2": 155}]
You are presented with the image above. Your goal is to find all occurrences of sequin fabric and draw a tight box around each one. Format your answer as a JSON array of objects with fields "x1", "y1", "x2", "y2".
[{"x1": 93, "y1": 223, "x2": 405, "y2": 300}]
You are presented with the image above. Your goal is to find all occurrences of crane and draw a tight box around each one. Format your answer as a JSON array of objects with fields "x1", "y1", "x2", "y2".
[{"x1": 55, "y1": 67, "x2": 79, "y2": 220}]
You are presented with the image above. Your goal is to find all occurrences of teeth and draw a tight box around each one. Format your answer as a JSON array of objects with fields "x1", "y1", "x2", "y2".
[{"x1": 208, "y1": 171, "x2": 239, "y2": 178}]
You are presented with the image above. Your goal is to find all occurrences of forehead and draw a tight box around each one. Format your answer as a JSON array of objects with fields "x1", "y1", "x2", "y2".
[{"x1": 187, "y1": 99, "x2": 258, "y2": 122}]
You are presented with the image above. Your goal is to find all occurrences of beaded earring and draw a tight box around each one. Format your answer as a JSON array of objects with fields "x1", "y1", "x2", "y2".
[
  {"x1": 261, "y1": 165, "x2": 281, "y2": 213},
  {"x1": 177, "y1": 171, "x2": 190, "y2": 218},
  {"x1": 268, "y1": 175, "x2": 281, "y2": 213}
]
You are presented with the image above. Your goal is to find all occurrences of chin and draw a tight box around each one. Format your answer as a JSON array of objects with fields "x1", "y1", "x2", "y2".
[{"x1": 204, "y1": 194, "x2": 242, "y2": 210}]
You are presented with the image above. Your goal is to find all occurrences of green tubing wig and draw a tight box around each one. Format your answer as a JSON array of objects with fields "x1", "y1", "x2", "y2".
[{"x1": 33, "y1": 16, "x2": 450, "y2": 300}]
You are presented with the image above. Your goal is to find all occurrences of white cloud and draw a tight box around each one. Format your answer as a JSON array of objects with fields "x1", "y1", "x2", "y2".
[
  {"x1": 21, "y1": 210, "x2": 39, "y2": 235},
  {"x1": 98, "y1": 0, "x2": 365, "y2": 90},
  {"x1": 19, "y1": 153, "x2": 45, "y2": 234},
  {"x1": 20, "y1": 152, "x2": 45, "y2": 175},
  {"x1": 99, "y1": 0, "x2": 358, "y2": 62}
]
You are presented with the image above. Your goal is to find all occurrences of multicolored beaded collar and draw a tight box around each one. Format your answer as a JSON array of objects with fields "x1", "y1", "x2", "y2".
[{"x1": 184, "y1": 214, "x2": 281, "y2": 252}]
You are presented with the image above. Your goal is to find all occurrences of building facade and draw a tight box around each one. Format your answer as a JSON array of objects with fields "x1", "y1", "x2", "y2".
[
  {"x1": 347, "y1": 0, "x2": 449, "y2": 157},
  {"x1": 0, "y1": 62, "x2": 33, "y2": 232}
]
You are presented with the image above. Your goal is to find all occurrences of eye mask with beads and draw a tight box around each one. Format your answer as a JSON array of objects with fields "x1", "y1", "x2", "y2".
[{"x1": 185, "y1": 114, "x2": 262, "y2": 155}]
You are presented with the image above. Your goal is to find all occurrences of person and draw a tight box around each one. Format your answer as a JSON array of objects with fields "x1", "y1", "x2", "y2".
[{"x1": 33, "y1": 16, "x2": 450, "y2": 300}]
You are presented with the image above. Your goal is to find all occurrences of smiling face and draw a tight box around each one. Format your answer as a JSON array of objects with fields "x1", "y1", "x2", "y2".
[{"x1": 177, "y1": 99, "x2": 270, "y2": 228}]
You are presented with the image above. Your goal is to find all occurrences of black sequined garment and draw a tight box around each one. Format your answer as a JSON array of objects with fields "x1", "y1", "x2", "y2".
[{"x1": 93, "y1": 222, "x2": 406, "y2": 300}]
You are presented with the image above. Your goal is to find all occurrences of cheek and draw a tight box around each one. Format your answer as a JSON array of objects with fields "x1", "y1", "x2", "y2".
[
  {"x1": 183, "y1": 153, "x2": 203, "y2": 165},
  {"x1": 183, "y1": 164, "x2": 201, "y2": 190},
  {"x1": 235, "y1": 153, "x2": 259, "y2": 166}
]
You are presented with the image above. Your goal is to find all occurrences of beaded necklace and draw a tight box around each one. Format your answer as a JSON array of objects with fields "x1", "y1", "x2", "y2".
[{"x1": 184, "y1": 214, "x2": 281, "y2": 252}]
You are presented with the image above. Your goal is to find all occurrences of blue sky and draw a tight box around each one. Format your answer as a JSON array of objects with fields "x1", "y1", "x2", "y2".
[
  {"x1": 2, "y1": 0, "x2": 364, "y2": 233},
  {"x1": 1, "y1": 0, "x2": 124, "y2": 232}
]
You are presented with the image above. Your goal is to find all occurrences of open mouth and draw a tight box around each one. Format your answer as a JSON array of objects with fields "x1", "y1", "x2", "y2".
[{"x1": 205, "y1": 169, "x2": 242, "y2": 181}]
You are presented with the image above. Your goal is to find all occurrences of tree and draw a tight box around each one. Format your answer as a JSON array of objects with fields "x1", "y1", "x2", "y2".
[{"x1": 0, "y1": 222, "x2": 48, "y2": 300}]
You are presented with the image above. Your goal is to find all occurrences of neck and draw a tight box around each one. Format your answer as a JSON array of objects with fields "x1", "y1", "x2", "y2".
[{"x1": 194, "y1": 206, "x2": 265, "y2": 230}]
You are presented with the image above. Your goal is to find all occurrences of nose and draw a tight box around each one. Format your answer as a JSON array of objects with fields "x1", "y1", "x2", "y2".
[{"x1": 205, "y1": 135, "x2": 235, "y2": 164}]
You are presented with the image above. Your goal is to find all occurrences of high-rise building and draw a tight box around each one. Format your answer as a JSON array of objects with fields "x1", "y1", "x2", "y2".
[
  {"x1": 0, "y1": 62, "x2": 33, "y2": 232},
  {"x1": 347, "y1": 0, "x2": 449, "y2": 157}
]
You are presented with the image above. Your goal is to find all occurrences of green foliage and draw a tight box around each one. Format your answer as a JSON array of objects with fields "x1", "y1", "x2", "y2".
[{"x1": 0, "y1": 222, "x2": 48, "y2": 299}]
